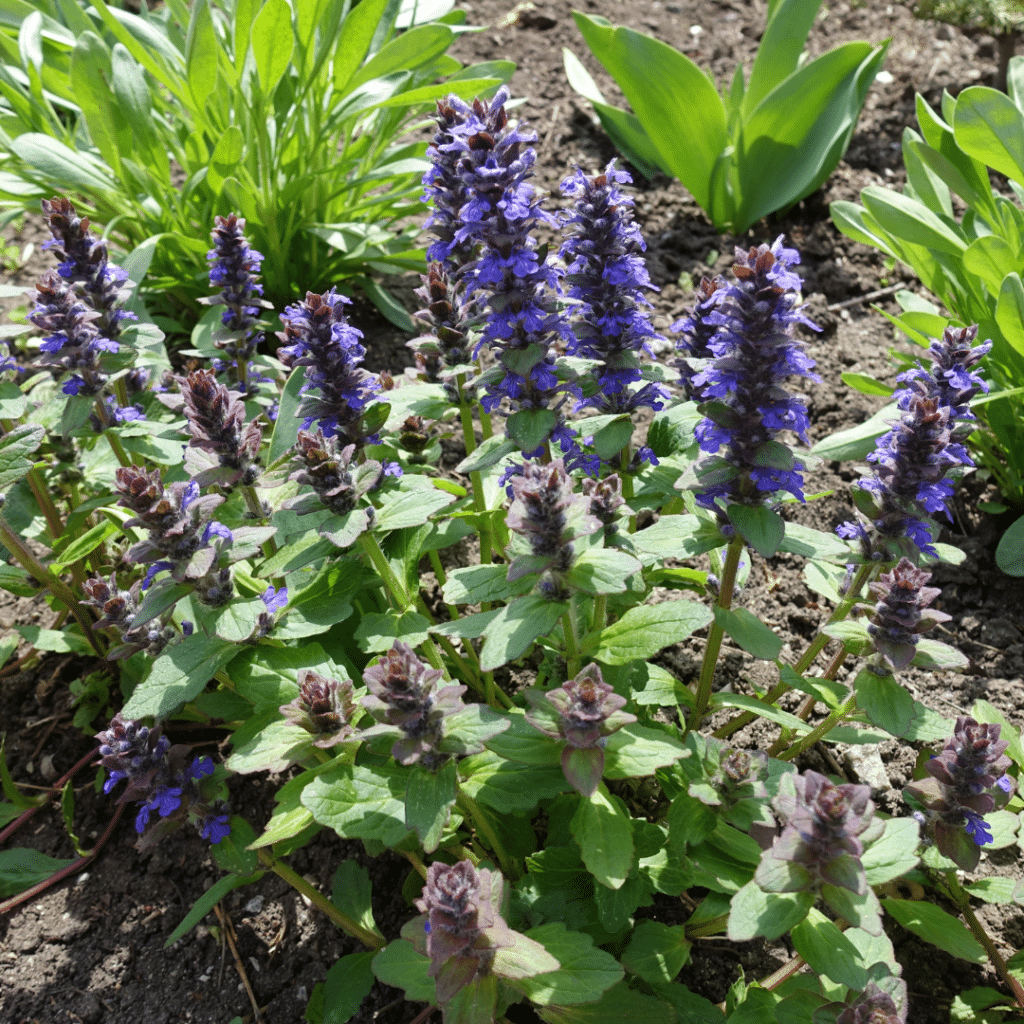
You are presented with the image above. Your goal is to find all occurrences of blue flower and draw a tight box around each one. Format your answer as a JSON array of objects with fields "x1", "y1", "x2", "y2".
[
  {"x1": 141, "y1": 560, "x2": 175, "y2": 589},
  {"x1": 963, "y1": 809, "x2": 993, "y2": 846},
  {"x1": 187, "y1": 757, "x2": 215, "y2": 781},
  {"x1": 260, "y1": 586, "x2": 288, "y2": 613},
  {"x1": 688, "y1": 237, "x2": 820, "y2": 509},
  {"x1": 103, "y1": 769, "x2": 127, "y2": 794},
  {"x1": 199, "y1": 814, "x2": 231, "y2": 844},
  {"x1": 202, "y1": 521, "x2": 234, "y2": 544}
]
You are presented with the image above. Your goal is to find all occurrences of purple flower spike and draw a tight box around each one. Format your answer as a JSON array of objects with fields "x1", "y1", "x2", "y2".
[
  {"x1": 279, "y1": 669, "x2": 359, "y2": 748},
  {"x1": 559, "y1": 162, "x2": 669, "y2": 417},
  {"x1": 277, "y1": 289, "x2": 382, "y2": 450},
  {"x1": 867, "y1": 557, "x2": 951, "y2": 672},
  {"x1": 41, "y1": 197, "x2": 136, "y2": 338},
  {"x1": 757, "y1": 770, "x2": 881, "y2": 907},
  {"x1": 689, "y1": 237, "x2": 821, "y2": 510},
  {"x1": 828, "y1": 981, "x2": 908, "y2": 1024},
  {"x1": 523, "y1": 663, "x2": 637, "y2": 796},
  {"x1": 673, "y1": 275, "x2": 727, "y2": 400},
  {"x1": 361, "y1": 641, "x2": 467, "y2": 769},
  {"x1": 907, "y1": 716, "x2": 1015, "y2": 869}
]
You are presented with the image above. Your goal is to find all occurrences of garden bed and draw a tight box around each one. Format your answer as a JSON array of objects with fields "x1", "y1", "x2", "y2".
[{"x1": 1, "y1": 2, "x2": 1022, "y2": 1022}]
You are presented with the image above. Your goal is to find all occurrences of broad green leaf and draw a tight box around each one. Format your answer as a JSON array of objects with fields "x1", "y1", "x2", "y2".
[
  {"x1": 791, "y1": 910, "x2": 868, "y2": 989},
  {"x1": 854, "y1": 667, "x2": 915, "y2": 738},
  {"x1": 860, "y1": 186, "x2": 966, "y2": 257},
  {"x1": 268, "y1": 367, "x2": 306, "y2": 468},
  {"x1": 883, "y1": 898, "x2": 986, "y2": 962},
  {"x1": 603, "y1": 724, "x2": 687, "y2": 779},
  {"x1": 484, "y1": 712, "x2": 562, "y2": 767},
  {"x1": 479, "y1": 595, "x2": 568, "y2": 671},
  {"x1": 862, "y1": 818, "x2": 920, "y2": 885},
  {"x1": 727, "y1": 881, "x2": 814, "y2": 942},
  {"x1": 346, "y1": 23, "x2": 453, "y2": 95},
  {"x1": 963, "y1": 235, "x2": 1019, "y2": 295},
  {"x1": 372, "y1": 485, "x2": 457, "y2": 531},
  {"x1": 302, "y1": 762, "x2": 410, "y2": 848},
  {"x1": 70, "y1": 33, "x2": 124, "y2": 176},
  {"x1": 810, "y1": 402, "x2": 895, "y2": 460},
  {"x1": 404, "y1": 759, "x2": 456, "y2": 852},
  {"x1": 841, "y1": 372, "x2": 895, "y2": 397},
  {"x1": 997, "y1": 515, "x2": 1024, "y2": 577},
  {"x1": 709, "y1": 693, "x2": 811, "y2": 735},
  {"x1": 954, "y1": 85, "x2": 1024, "y2": 187},
  {"x1": 211, "y1": 817, "x2": 259, "y2": 875},
  {"x1": 322, "y1": 951, "x2": 375, "y2": 1024},
  {"x1": 570, "y1": 786, "x2": 634, "y2": 890},
  {"x1": 592, "y1": 600, "x2": 712, "y2": 665},
  {"x1": 332, "y1": 862, "x2": 381, "y2": 939},
  {"x1": 514, "y1": 922, "x2": 624, "y2": 1006},
  {"x1": 226, "y1": 720, "x2": 311, "y2": 775},
  {"x1": 11, "y1": 132, "x2": 118, "y2": 192},
  {"x1": 354, "y1": 610, "x2": 430, "y2": 652},
  {"x1": 621, "y1": 920, "x2": 691, "y2": 984},
  {"x1": 164, "y1": 872, "x2": 262, "y2": 946},
  {"x1": 0, "y1": 424, "x2": 44, "y2": 489},
  {"x1": 971, "y1": 699, "x2": 1024, "y2": 768},
  {"x1": 996, "y1": 273, "x2": 1024, "y2": 361},
  {"x1": 442, "y1": 564, "x2": 532, "y2": 605},
  {"x1": 630, "y1": 514, "x2": 723, "y2": 558},
  {"x1": 122, "y1": 634, "x2": 238, "y2": 718},
  {"x1": 372, "y1": 940, "x2": 435, "y2": 1003},
  {"x1": 650, "y1": 983, "x2": 725, "y2": 1023},
  {"x1": 250, "y1": 0, "x2": 293, "y2": 94},
  {"x1": 713, "y1": 607, "x2": 783, "y2": 661},
  {"x1": 458, "y1": 751, "x2": 567, "y2": 812},
  {"x1": 564, "y1": 548, "x2": 642, "y2": 595},
  {"x1": 573, "y1": 13, "x2": 727, "y2": 214},
  {"x1": 0, "y1": 847, "x2": 75, "y2": 899},
  {"x1": 207, "y1": 124, "x2": 245, "y2": 195},
  {"x1": 727, "y1": 503, "x2": 783, "y2": 557}
]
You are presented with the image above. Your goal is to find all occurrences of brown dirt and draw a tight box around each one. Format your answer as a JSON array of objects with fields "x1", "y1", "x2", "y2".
[{"x1": 2, "y1": 2, "x2": 1022, "y2": 1023}]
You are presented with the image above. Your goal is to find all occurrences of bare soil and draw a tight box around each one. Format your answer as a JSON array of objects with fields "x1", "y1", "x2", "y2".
[{"x1": 2, "y1": 2, "x2": 1023, "y2": 1023}]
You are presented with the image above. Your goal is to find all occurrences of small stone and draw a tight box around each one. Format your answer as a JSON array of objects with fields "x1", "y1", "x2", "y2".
[
  {"x1": 39, "y1": 754, "x2": 58, "y2": 782},
  {"x1": 244, "y1": 895, "x2": 264, "y2": 915},
  {"x1": 982, "y1": 617, "x2": 1020, "y2": 649},
  {"x1": 844, "y1": 746, "x2": 891, "y2": 795}
]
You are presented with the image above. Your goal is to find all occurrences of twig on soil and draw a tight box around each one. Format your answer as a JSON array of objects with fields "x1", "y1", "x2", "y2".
[
  {"x1": 214, "y1": 902, "x2": 266, "y2": 1024},
  {"x1": 825, "y1": 282, "x2": 903, "y2": 313}
]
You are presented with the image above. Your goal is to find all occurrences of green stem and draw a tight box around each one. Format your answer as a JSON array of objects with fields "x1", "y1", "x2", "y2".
[
  {"x1": 0, "y1": 518, "x2": 105, "y2": 660},
  {"x1": 776, "y1": 691, "x2": 858, "y2": 762},
  {"x1": 713, "y1": 561, "x2": 879, "y2": 740},
  {"x1": 358, "y1": 531, "x2": 409, "y2": 608},
  {"x1": 456, "y1": 787, "x2": 518, "y2": 880},
  {"x1": 686, "y1": 535, "x2": 744, "y2": 733},
  {"x1": 25, "y1": 466, "x2": 64, "y2": 542},
  {"x1": 945, "y1": 870, "x2": 1024, "y2": 1007},
  {"x1": 592, "y1": 594, "x2": 606, "y2": 634},
  {"x1": 563, "y1": 607, "x2": 580, "y2": 679},
  {"x1": 457, "y1": 376, "x2": 493, "y2": 582},
  {"x1": 257, "y1": 850, "x2": 385, "y2": 949},
  {"x1": 104, "y1": 428, "x2": 132, "y2": 469},
  {"x1": 769, "y1": 642, "x2": 853, "y2": 756},
  {"x1": 619, "y1": 445, "x2": 637, "y2": 533}
]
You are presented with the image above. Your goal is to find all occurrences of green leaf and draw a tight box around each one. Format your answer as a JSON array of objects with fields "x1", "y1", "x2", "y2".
[
  {"x1": 322, "y1": 951, "x2": 375, "y2": 1024},
  {"x1": 70, "y1": 33, "x2": 124, "y2": 176},
  {"x1": 862, "y1": 817, "x2": 920, "y2": 885},
  {"x1": 727, "y1": 503, "x2": 783, "y2": 558},
  {"x1": 372, "y1": 940, "x2": 435, "y2": 1003},
  {"x1": 458, "y1": 751, "x2": 568, "y2": 812},
  {"x1": 0, "y1": 847, "x2": 75, "y2": 899},
  {"x1": 507, "y1": 407, "x2": 558, "y2": 453},
  {"x1": 227, "y1": 720, "x2": 311, "y2": 775},
  {"x1": 860, "y1": 186, "x2": 966, "y2": 257},
  {"x1": 184, "y1": 0, "x2": 219, "y2": 118},
  {"x1": 791, "y1": 909, "x2": 868, "y2": 989},
  {"x1": 14, "y1": 626, "x2": 91, "y2": 655},
  {"x1": 570, "y1": 785, "x2": 634, "y2": 890},
  {"x1": 513, "y1": 922, "x2": 624, "y2": 1006},
  {"x1": 50, "y1": 519, "x2": 119, "y2": 573},
  {"x1": 250, "y1": 0, "x2": 292, "y2": 95},
  {"x1": 743, "y1": 0, "x2": 818, "y2": 113},
  {"x1": 564, "y1": 548, "x2": 642, "y2": 596},
  {"x1": 268, "y1": 368, "x2": 306, "y2": 468},
  {"x1": 592, "y1": 600, "x2": 712, "y2": 665},
  {"x1": 0, "y1": 424, "x2": 44, "y2": 489},
  {"x1": 841, "y1": 372, "x2": 895, "y2": 397},
  {"x1": 855, "y1": 667, "x2": 915, "y2": 738},
  {"x1": 996, "y1": 515, "x2": 1024, "y2": 577},
  {"x1": 302, "y1": 762, "x2": 410, "y2": 848},
  {"x1": 331, "y1": 862, "x2": 381, "y2": 940},
  {"x1": 122, "y1": 634, "x2": 239, "y2": 719},
  {"x1": 954, "y1": 85, "x2": 1024, "y2": 187},
  {"x1": 353, "y1": 610, "x2": 430, "y2": 653},
  {"x1": 164, "y1": 872, "x2": 262, "y2": 946},
  {"x1": 372, "y1": 485, "x2": 457, "y2": 531},
  {"x1": 405, "y1": 759, "x2": 456, "y2": 853},
  {"x1": 709, "y1": 693, "x2": 811, "y2": 736},
  {"x1": 536, "y1": 980, "x2": 676, "y2": 1023},
  {"x1": 479, "y1": 595, "x2": 568, "y2": 671},
  {"x1": 621, "y1": 920, "x2": 690, "y2": 984},
  {"x1": 603, "y1": 724, "x2": 688, "y2": 779},
  {"x1": 650, "y1": 983, "x2": 725, "y2": 1023},
  {"x1": 442, "y1": 564, "x2": 532, "y2": 605},
  {"x1": 572, "y1": 13, "x2": 728, "y2": 216},
  {"x1": 883, "y1": 898, "x2": 986, "y2": 962},
  {"x1": 212, "y1": 817, "x2": 258, "y2": 876},
  {"x1": 713, "y1": 607, "x2": 783, "y2": 661},
  {"x1": 455, "y1": 435, "x2": 519, "y2": 474},
  {"x1": 810, "y1": 402, "x2": 896, "y2": 461},
  {"x1": 996, "y1": 273, "x2": 1024, "y2": 363},
  {"x1": 971, "y1": 699, "x2": 1024, "y2": 769},
  {"x1": 727, "y1": 881, "x2": 814, "y2": 942}
]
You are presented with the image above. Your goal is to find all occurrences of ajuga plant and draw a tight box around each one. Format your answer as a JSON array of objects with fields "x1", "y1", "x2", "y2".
[{"x1": 4, "y1": 90, "x2": 1024, "y2": 1024}]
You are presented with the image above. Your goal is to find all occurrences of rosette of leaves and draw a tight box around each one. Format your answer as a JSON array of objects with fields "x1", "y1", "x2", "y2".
[
  {"x1": 282, "y1": 429, "x2": 384, "y2": 548},
  {"x1": 522, "y1": 664, "x2": 637, "y2": 796},
  {"x1": 380, "y1": 861, "x2": 559, "y2": 1020},
  {"x1": 679, "y1": 733, "x2": 773, "y2": 832},
  {"x1": 905, "y1": 716, "x2": 1016, "y2": 870}
]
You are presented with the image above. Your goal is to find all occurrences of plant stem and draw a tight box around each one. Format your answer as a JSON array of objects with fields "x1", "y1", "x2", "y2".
[
  {"x1": 25, "y1": 467, "x2": 64, "y2": 542},
  {"x1": 769, "y1": 642, "x2": 853, "y2": 755},
  {"x1": 776, "y1": 691, "x2": 859, "y2": 762},
  {"x1": 945, "y1": 870, "x2": 1024, "y2": 1007},
  {"x1": 104, "y1": 428, "x2": 132, "y2": 469},
  {"x1": 713, "y1": 561, "x2": 878, "y2": 740},
  {"x1": 358, "y1": 531, "x2": 409, "y2": 608},
  {"x1": 686, "y1": 535, "x2": 744, "y2": 733},
  {"x1": 592, "y1": 594, "x2": 606, "y2": 634},
  {"x1": 456, "y1": 788, "x2": 518, "y2": 881},
  {"x1": 456, "y1": 376, "x2": 493, "y2": 579},
  {"x1": 257, "y1": 850, "x2": 385, "y2": 949},
  {"x1": 562, "y1": 607, "x2": 580, "y2": 679}
]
